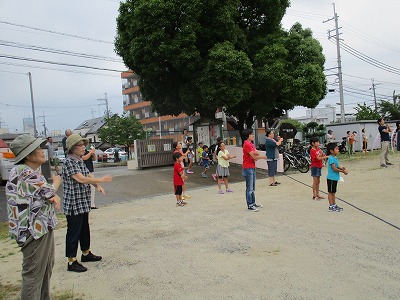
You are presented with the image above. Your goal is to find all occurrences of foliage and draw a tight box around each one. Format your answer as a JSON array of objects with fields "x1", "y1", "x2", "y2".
[
  {"x1": 0, "y1": 221, "x2": 8, "y2": 240},
  {"x1": 354, "y1": 103, "x2": 380, "y2": 120},
  {"x1": 115, "y1": 0, "x2": 327, "y2": 131},
  {"x1": 99, "y1": 113, "x2": 145, "y2": 149},
  {"x1": 302, "y1": 121, "x2": 326, "y2": 139},
  {"x1": 378, "y1": 100, "x2": 400, "y2": 120},
  {"x1": 280, "y1": 118, "x2": 303, "y2": 129}
]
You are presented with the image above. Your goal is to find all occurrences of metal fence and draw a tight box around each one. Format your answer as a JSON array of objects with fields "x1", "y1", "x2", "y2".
[{"x1": 134, "y1": 138, "x2": 174, "y2": 169}]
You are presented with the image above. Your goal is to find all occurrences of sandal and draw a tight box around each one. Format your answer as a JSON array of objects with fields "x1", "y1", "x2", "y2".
[{"x1": 269, "y1": 183, "x2": 277, "y2": 186}]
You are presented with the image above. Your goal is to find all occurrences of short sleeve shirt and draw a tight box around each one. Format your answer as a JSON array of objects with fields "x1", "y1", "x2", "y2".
[
  {"x1": 202, "y1": 151, "x2": 209, "y2": 167},
  {"x1": 218, "y1": 150, "x2": 230, "y2": 168},
  {"x1": 379, "y1": 125, "x2": 390, "y2": 141},
  {"x1": 173, "y1": 162, "x2": 184, "y2": 185},
  {"x1": 310, "y1": 148, "x2": 323, "y2": 168},
  {"x1": 327, "y1": 155, "x2": 340, "y2": 181},
  {"x1": 62, "y1": 155, "x2": 91, "y2": 216},
  {"x1": 6, "y1": 165, "x2": 57, "y2": 245},
  {"x1": 242, "y1": 140, "x2": 256, "y2": 169}
]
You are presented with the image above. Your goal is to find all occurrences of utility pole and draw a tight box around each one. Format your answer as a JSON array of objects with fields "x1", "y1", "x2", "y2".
[
  {"x1": 28, "y1": 72, "x2": 38, "y2": 137},
  {"x1": 98, "y1": 92, "x2": 109, "y2": 119},
  {"x1": 324, "y1": 3, "x2": 345, "y2": 123},
  {"x1": 37, "y1": 111, "x2": 48, "y2": 137},
  {"x1": 371, "y1": 79, "x2": 378, "y2": 111}
]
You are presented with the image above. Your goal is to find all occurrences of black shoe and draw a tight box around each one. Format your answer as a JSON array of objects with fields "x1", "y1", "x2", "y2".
[
  {"x1": 68, "y1": 261, "x2": 87, "y2": 272},
  {"x1": 81, "y1": 251, "x2": 102, "y2": 262},
  {"x1": 387, "y1": 162, "x2": 393, "y2": 165},
  {"x1": 91, "y1": 207, "x2": 98, "y2": 209},
  {"x1": 254, "y1": 204, "x2": 263, "y2": 208}
]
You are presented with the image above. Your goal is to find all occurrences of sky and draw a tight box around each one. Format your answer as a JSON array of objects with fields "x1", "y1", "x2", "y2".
[{"x1": 0, "y1": 0, "x2": 399, "y2": 135}]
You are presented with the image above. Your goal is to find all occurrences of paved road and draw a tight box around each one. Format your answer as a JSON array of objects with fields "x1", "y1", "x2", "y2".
[{"x1": 0, "y1": 163, "x2": 268, "y2": 222}]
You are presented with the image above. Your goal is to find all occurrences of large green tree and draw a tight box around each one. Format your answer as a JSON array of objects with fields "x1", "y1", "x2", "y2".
[
  {"x1": 115, "y1": 0, "x2": 326, "y2": 130},
  {"x1": 99, "y1": 113, "x2": 145, "y2": 155}
]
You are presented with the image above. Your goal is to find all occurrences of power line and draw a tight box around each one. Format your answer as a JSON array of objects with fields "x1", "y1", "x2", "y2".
[
  {"x1": 0, "y1": 53, "x2": 127, "y2": 72},
  {"x1": 0, "y1": 40, "x2": 123, "y2": 63},
  {"x1": 0, "y1": 20, "x2": 114, "y2": 44}
]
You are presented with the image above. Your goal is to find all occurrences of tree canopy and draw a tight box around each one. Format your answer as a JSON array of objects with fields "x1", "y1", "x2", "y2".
[
  {"x1": 115, "y1": 0, "x2": 327, "y2": 130},
  {"x1": 99, "y1": 113, "x2": 145, "y2": 149}
]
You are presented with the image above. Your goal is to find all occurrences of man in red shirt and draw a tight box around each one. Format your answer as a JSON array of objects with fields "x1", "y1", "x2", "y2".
[{"x1": 242, "y1": 129, "x2": 266, "y2": 211}]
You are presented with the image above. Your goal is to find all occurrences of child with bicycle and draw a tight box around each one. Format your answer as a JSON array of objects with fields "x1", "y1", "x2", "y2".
[
  {"x1": 326, "y1": 142, "x2": 348, "y2": 212},
  {"x1": 309, "y1": 137, "x2": 328, "y2": 200}
]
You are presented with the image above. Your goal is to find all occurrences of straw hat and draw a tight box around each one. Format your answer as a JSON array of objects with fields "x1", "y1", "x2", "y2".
[
  {"x1": 10, "y1": 134, "x2": 47, "y2": 164},
  {"x1": 66, "y1": 134, "x2": 89, "y2": 152}
]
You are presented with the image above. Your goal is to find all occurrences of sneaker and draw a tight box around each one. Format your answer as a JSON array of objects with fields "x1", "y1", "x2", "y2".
[
  {"x1": 201, "y1": 173, "x2": 208, "y2": 178},
  {"x1": 68, "y1": 261, "x2": 87, "y2": 272},
  {"x1": 226, "y1": 189, "x2": 233, "y2": 193},
  {"x1": 183, "y1": 194, "x2": 191, "y2": 199},
  {"x1": 212, "y1": 174, "x2": 217, "y2": 181},
  {"x1": 334, "y1": 205, "x2": 343, "y2": 211},
  {"x1": 387, "y1": 162, "x2": 393, "y2": 166},
  {"x1": 187, "y1": 170, "x2": 194, "y2": 174},
  {"x1": 248, "y1": 206, "x2": 259, "y2": 212},
  {"x1": 381, "y1": 164, "x2": 387, "y2": 168},
  {"x1": 218, "y1": 189, "x2": 224, "y2": 194},
  {"x1": 274, "y1": 182, "x2": 281, "y2": 185},
  {"x1": 176, "y1": 201, "x2": 186, "y2": 206},
  {"x1": 254, "y1": 204, "x2": 263, "y2": 208},
  {"x1": 328, "y1": 206, "x2": 337, "y2": 212},
  {"x1": 81, "y1": 251, "x2": 102, "y2": 262}
]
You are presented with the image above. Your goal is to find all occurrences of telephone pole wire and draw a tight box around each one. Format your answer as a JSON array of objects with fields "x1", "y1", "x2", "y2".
[{"x1": 324, "y1": 3, "x2": 345, "y2": 123}]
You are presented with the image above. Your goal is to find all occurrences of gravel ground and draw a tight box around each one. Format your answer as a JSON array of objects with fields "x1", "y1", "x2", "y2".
[{"x1": 1, "y1": 153, "x2": 399, "y2": 300}]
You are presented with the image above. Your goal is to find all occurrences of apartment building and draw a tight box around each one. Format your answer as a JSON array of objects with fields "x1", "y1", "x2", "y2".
[{"x1": 121, "y1": 71, "x2": 199, "y2": 139}]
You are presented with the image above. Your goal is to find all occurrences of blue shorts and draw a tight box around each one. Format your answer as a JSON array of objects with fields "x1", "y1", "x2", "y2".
[{"x1": 311, "y1": 167, "x2": 322, "y2": 177}]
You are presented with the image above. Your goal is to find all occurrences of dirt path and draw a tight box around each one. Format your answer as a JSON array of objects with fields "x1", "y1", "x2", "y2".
[{"x1": 1, "y1": 153, "x2": 399, "y2": 299}]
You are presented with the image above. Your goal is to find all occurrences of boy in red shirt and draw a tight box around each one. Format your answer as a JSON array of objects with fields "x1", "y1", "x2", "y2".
[
  {"x1": 309, "y1": 137, "x2": 328, "y2": 200},
  {"x1": 173, "y1": 141, "x2": 191, "y2": 200},
  {"x1": 173, "y1": 152, "x2": 188, "y2": 206}
]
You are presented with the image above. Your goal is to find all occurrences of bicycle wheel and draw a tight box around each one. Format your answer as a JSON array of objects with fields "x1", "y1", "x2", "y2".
[
  {"x1": 283, "y1": 157, "x2": 291, "y2": 172},
  {"x1": 296, "y1": 157, "x2": 310, "y2": 173}
]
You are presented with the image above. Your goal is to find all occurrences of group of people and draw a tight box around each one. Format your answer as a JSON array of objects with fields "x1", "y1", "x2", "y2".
[{"x1": 6, "y1": 133, "x2": 112, "y2": 299}]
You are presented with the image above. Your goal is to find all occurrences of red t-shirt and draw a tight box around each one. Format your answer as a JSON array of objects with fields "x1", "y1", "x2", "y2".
[
  {"x1": 173, "y1": 162, "x2": 184, "y2": 185},
  {"x1": 242, "y1": 140, "x2": 256, "y2": 169},
  {"x1": 310, "y1": 147, "x2": 323, "y2": 168}
]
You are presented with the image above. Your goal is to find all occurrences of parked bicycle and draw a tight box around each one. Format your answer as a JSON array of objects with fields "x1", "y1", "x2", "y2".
[{"x1": 282, "y1": 150, "x2": 310, "y2": 173}]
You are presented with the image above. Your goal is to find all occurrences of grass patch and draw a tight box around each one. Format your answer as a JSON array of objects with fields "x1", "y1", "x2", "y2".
[
  {"x1": 52, "y1": 289, "x2": 85, "y2": 300},
  {"x1": 0, "y1": 222, "x2": 8, "y2": 241},
  {"x1": 0, "y1": 282, "x2": 20, "y2": 300}
]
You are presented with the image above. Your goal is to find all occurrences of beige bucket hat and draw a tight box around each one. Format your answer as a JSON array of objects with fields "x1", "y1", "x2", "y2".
[
  {"x1": 66, "y1": 134, "x2": 89, "y2": 152},
  {"x1": 10, "y1": 134, "x2": 47, "y2": 164}
]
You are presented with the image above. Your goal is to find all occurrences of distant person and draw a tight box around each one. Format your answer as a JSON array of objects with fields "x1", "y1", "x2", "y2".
[
  {"x1": 347, "y1": 130, "x2": 356, "y2": 155},
  {"x1": 172, "y1": 152, "x2": 188, "y2": 206},
  {"x1": 378, "y1": 118, "x2": 392, "y2": 167},
  {"x1": 395, "y1": 122, "x2": 400, "y2": 169},
  {"x1": 361, "y1": 128, "x2": 368, "y2": 155},
  {"x1": 6, "y1": 134, "x2": 61, "y2": 300},
  {"x1": 82, "y1": 146, "x2": 97, "y2": 209},
  {"x1": 62, "y1": 129, "x2": 73, "y2": 155},
  {"x1": 309, "y1": 137, "x2": 328, "y2": 200},
  {"x1": 47, "y1": 136, "x2": 61, "y2": 174},
  {"x1": 326, "y1": 142, "x2": 348, "y2": 212},
  {"x1": 197, "y1": 142, "x2": 204, "y2": 165},
  {"x1": 173, "y1": 141, "x2": 191, "y2": 200},
  {"x1": 181, "y1": 128, "x2": 189, "y2": 154},
  {"x1": 114, "y1": 148, "x2": 120, "y2": 162},
  {"x1": 62, "y1": 134, "x2": 112, "y2": 272},
  {"x1": 211, "y1": 136, "x2": 223, "y2": 181},
  {"x1": 186, "y1": 137, "x2": 194, "y2": 174},
  {"x1": 265, "y1": 130, "x2": 283, "y2": 187},
  {"x1": 242, "y1": 128, "x2": 266, "y2": 212},
  {"x1": 216, "y1": 142, "x2": 236, "y2": 194},
  {"x1": 326, "y1": 130, "x2": 335, "y2": 143},
  {"x1": 201, "y1": 145, "x2": 210, "y2": 178}
]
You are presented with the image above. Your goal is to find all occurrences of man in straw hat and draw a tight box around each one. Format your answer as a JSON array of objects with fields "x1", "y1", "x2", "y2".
[
  {"x1": 6, "y1": 134, "x2": 62, "y2": 300},
  {"x1": 62, "y1": 133, "x2": 112, "y2": 272}
]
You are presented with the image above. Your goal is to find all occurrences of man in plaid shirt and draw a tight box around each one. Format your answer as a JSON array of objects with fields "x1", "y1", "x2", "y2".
[{"x1": 62, "y1": 134, "x2": 112, "y2": 272}]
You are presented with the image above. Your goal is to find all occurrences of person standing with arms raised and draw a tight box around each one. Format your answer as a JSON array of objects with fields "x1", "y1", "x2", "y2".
[
  {"x1": 378, "y1": 118, "x2": 392, "y2": 167},
  {"x1": 242, "y1": 129, "x2": 266, "y2": 212}
]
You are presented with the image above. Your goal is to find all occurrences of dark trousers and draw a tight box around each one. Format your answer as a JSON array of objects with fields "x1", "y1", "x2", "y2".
[{"x1": 66, "y1": 212, "x2": 90, "y2": 258}]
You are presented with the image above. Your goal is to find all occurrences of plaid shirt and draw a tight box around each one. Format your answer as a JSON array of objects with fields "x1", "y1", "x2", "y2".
[
  {"x1": 62, "y1": 155, "x2": 91, "y2": 216},
  {"x1": 6, "y1": 165, "x2": 57, "y2": 245}
]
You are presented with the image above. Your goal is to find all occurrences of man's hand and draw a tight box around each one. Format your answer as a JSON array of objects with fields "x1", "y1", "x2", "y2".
[{"x1": 49, "y1": 195, "x2": 61, "y2": 210}]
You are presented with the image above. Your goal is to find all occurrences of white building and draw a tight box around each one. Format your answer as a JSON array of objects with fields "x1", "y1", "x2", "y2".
[{"x1": 293, "y1": 104, "x2": 356, "y2": 124}]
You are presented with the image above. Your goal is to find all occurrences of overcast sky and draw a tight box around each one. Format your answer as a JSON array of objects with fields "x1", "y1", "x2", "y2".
[{"x1": 0, "y1": 0, "x2": 399, "y2": 135}]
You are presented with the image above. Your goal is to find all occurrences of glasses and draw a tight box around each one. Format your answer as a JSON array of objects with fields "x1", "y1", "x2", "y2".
[{"x1": 75, "y1": 143, "x2": 86, "y2": 147}]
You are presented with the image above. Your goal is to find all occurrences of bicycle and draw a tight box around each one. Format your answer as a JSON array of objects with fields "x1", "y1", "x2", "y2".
[{"x1": 283, "y1": 151, "x2": 310, "y2": 173}]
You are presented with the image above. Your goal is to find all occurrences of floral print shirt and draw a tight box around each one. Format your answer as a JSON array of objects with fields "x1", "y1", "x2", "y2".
[{"x1": 6, "y1": 164, "x2": 57, "y2": 246}]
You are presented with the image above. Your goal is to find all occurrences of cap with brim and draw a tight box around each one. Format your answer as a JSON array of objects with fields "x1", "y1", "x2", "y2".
[
  {"x1": 10, "y1": 134, "x2": 47, "y2": 164},
  {"x1": 66, "y1": 134, "x2": 89, "y2": 152}
]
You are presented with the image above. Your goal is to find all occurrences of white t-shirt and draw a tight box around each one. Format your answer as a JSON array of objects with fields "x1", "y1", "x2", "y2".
[{"x1": 218, "y1": 150, "x2": 230, "y2": 168}]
